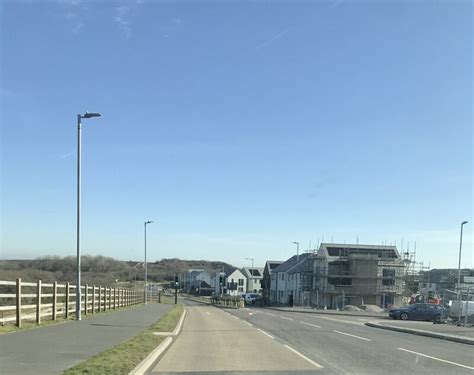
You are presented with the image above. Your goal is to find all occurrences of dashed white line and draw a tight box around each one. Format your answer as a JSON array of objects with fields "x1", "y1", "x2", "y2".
[
  {"x1": 205, "y1": 312, "x2": 210, "y2": 315},
  {"x1": 280, "y1": 316, "x2": 294, "y2": 321},
  {"x1": 266, "y1": 312, "x2": 277, "y2": 317},
  {"x1": 243, "y1": 320, "x2": 253, "y2": 327},
  {"x1": 257, "y1": 328, "x2": 275, "y2": 339},
  {"x1": 232, "y1": 315, "x2": 239, "y2": 320},
  {"x1": 398, "y1": 348, "x2": 474, "y2": 370},
  {"x1": 333, "y1": 330, "x2": 372, "y2": 341},
  {"x1": 284, "y1": 345, "x2": 324, "y2": 369},
  {"x1": 300, "y1": 321, "x2": 321, "y2": 328}
]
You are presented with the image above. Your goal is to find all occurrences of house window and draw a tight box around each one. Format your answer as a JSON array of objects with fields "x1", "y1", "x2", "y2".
[
  {"x1": 280, "y1": 273, "x2": 285, "y2": 280},
  {"x1": 238, "y1": 279, "x2": 244, "y2": 286},
  {"x1": 238, "y1": 287, "x2": 243, "y2": 292},
  {"x1": 382, "y1": 269, "x2": 396, "y2": 286}
]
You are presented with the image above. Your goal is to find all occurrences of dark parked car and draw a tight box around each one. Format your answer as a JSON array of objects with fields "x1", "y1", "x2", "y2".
[{"x1": 389, "y1": 303, "x2": 447, "y2": 322}]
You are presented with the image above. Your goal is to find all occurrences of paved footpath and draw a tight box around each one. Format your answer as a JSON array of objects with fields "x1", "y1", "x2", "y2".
[{"x1": 0, "y1": 303, "x2": 172, "y2": 375}]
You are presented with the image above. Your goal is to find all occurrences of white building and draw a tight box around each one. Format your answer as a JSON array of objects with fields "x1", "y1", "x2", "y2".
[
  {"x1": 270, "y1": 254, "x2": 311, "y2": 304},
  {"x1": 226, "y1": 268, "x2": 247, "y2": 296},
  {"x1": 241, "y1": 267, "x2": 264, "y2": 293},
  {"x1": 185, "y1": 269, "x2": 211, "y2": 295}
]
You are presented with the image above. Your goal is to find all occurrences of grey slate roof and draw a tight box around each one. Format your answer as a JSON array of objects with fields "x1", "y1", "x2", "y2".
[
  {"x1": 287, "y1": 256, "x2": 313, "y2": 274},
  {"x1": 273, "y1": 253, "x2": 311, "y2": 273}
]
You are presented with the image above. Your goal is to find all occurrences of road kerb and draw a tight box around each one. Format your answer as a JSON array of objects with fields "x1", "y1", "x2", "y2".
[
  {"x1": 131, "y1": 308, "x2": 187, "y2": 374},
  {"x1": 153, "y1": 308, "x2": 187, "y2": 336},
  {"x1": 365, "y1": 321, "x2": 474, "y2": 345},
  {"x1": 128, "y1": 336, "x2": 172, "y2": 375}
]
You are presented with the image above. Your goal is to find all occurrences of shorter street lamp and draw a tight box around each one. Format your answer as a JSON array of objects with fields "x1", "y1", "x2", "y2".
[
  {"x1": 144, "y1": 220, "x2": 153, "y2": 305},
  {"x1": 457, "y1": 221, "x2": 469, "y2": 323}
]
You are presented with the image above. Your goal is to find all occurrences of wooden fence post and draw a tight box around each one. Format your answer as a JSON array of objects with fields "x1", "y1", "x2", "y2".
[
  {"x1": 36, "y1": 279, "x2": 42, "y2": 324},
  {"x1": 84, "y1": 284, "x2": 88, "y2": 315},
  {"x1": 16, "y1": 278, "x2": 22, "y2": 328},
  {"x1": 52, "y1": 281, "x2": 57, "y2": 320},
  {"x1": 65, "y1": 282, "x2": 70, "y2": 319},
  {"x1": 108, "y1": 288, "x2": 112, "y2": 310},
  {"x1": 92, "y1": 285, "x2": 96, "y2": 314},
  {"x1": 98, "y1": 286, "x2": 102, "y2": 312}
]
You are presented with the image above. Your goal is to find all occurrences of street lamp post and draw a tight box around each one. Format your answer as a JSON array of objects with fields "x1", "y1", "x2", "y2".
[
  {"x1": 292, "y1": 241, "x2": 300, "y2": 262},
  {"x1": 144, "y1": 221, "x2": 153, "y2": 305},
  {"x1": 245, "y1": 257, "x2": 254, "y2": 292},
  {"x1": 76, "y1": 111, "x2": 101, "y2": 321},
  {"x1": 457, "y1": 220, "x2": 469, "y2": 323}
]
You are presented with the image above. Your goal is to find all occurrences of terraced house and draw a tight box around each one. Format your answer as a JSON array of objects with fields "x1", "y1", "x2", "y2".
[{"x1": 269, "y1": 243, "x2": 405, "y2": 308}]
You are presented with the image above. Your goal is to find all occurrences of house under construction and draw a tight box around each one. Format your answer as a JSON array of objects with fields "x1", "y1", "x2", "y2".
[{"x1": 312, "y1": 243, "x2": 405, "y2": 308}]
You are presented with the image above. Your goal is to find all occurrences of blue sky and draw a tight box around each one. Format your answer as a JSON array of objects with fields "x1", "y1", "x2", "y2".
[{"x1": 1, "y1": 0, "x2": 472, "y2": 269}]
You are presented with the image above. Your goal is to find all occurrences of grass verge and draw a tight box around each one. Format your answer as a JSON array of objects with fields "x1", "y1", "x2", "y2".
[{"x1": 63, "y1": 303, "x2": 184, "y2": 375}]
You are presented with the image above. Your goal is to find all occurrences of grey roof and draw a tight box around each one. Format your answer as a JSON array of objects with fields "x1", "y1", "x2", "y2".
[
  {"x1": 265, "y1": 261, "x2": 283, "y2": 273},
  {"x1": 273, "y1": 253, "x2": 311, "y2": 273},
  {"x1": 318, "y1": 243, "x2": 400, "y2": 259},
  {"x1": 287, "y1": 256, "x2": 313, "y2": 274},
  {"x1": 242, "y1": 267, "x2": 264, "y2": 279}
]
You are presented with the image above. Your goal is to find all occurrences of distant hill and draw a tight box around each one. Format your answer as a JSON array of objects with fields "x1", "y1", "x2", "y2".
[{"x1": 0, "y1": 256, "x2": 235, "y2": 286}]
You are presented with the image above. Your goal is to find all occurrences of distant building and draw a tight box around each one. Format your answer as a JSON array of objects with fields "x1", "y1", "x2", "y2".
[
  {"x1": 418, "y1": 268, "x2": 474, "y2": 300},
  {"x1": 314, "y1": 243, "x2": 405, "y2": 308},
  {"x1": 270, "y1": 254, "x2": 311, "y2": 305},
  {"x1": 185, "y1": 269, "x2": 212, "y2": 295},
  {"x1": 268, "y1": 243, "x2": 406, "y2": 308},
  {"x1": 226, "y1": 268, "x2": 247, "y2": 296},
  {"x1": 262, "y1": 261, "x2": 283, "y2": 303},
  {"x1": 241, "y1": 267, "x2": 264, "y2": 293}
]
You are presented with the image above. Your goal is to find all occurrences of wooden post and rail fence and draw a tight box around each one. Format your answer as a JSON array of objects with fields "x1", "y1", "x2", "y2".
[{"x1": 0, "y1": 279, "x2": 147, "y2": 327}]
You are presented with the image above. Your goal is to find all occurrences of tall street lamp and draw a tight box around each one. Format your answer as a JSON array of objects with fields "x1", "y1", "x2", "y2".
[
  {"x1": 245, "y1": 257, "x2": 254, "y2": 292},
  {"x1": 293, "y1": 241, "x2": 300, "y2": 262},
  {"x1": 457, "y1": 220, "x2": 469, "y2": 322},
  {"x1": 76, "y1": 111, "x2": 101, "y2": 321},
  {"x1": 144, "y1": 220, "x2": 153, "y2": 305}
]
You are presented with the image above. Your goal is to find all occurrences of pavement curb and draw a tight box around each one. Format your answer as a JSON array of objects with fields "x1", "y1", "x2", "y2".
[
  {"x1": 266, "y1": 306, "x2": 387, "y2": 319},
  {"x1": 128, "y1": 336, "x2": 172, "y2": 375},
  {"x1": 153, "y1": 307, "x2": 187, "y2": 336},
  {"x1": 365, "y1": 321, "x2": 474, "y2": 345},
  {"x1": 129, "y1": 307, "x2": 187, "y2": 374}
]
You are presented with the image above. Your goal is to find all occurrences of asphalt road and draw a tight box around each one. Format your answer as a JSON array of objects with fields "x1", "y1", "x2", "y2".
[
  {"x1": 151, "y1": 302, "x2": 323, "y2": 375},
  {"x1": 151, "y1": 302, "x2": 474, "y2": 375},
  {"x1": 0, "y1": 303, "x2": 172, "y2": 375}
]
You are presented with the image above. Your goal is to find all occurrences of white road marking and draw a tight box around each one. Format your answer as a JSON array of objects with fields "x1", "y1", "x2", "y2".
[
  {"x1": 398, "y1": 348, "x2": 474, "y2": 370},
  {"x1": 206, "y1": 312, "x2": 210, "y2": 315},
  {"x1": 297, "y1": 314, "x2": 364, "y2": 326},
  {"x1": 266, "y1": 312, "x2": 277, "y2": 317},
  {"x1": 249, "y1": 312, "x2": 254, "y2": 316},
  {"x1": 232, "y1": 315, "x2": 239, "y2": 320},
  {"x1": 280, "y1": 316, "x2": 294, "y2": 321},
  {"x1": 257, "y1": 328, "x2": 275, "y2": 339},
  {"x1": 284, "y1": 345, "x2": 324, "y2": 369},
  {"x1": 243, "y1": 320, "x2": 253, "y2": 327},
  {"x1": 333, "y1": 330, "x2": 372, "y2": 341},
  {"x1": 300, "y1": 321, "x2": 321, "y2": 328},
  {"x1": 357, "y1": 318, "x2": 367, "y2": 321}
]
